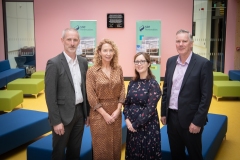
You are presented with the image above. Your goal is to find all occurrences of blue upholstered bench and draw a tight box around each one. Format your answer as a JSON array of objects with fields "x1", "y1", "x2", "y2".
[
  {"x1": 121, "y1": 113, "x2": 127, "y2": 144},
  {"x1": 0, "y1": 109, "x2": 51, "y2": 155},
  {"x1": 0, "y1": 60, "x2": 26, "y2": 88},
  {"x1": 27, "y1": 126, "x2": 92, "y2": 160},
  {"x1": 229, "y1": 70, "x2": 240, "y2": 81},
  {"x1": 27, "y1": 113, "x2": 127, "y2": 160},
  {"x1": 161, "y1": 113, "x2": 228, "y2": 160}
]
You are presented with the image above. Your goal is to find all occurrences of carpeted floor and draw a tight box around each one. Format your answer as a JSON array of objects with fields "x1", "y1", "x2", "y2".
[{"x1": 0, "y1": 81, "x2": 239, "y2": 160}]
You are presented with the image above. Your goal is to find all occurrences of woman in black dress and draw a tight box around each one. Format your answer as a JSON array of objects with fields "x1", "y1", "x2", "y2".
[{"x1": 123, "y1": 52, "x2": 162, "y2": 160}]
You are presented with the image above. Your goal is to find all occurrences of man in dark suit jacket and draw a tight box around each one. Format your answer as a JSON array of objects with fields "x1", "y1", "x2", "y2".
[
  {"x1": 161, "y1": 29, "x2": 213, "y2": 160},
  {"x1": 45, "y1": 28, "x2": 90, "y2": 160}
]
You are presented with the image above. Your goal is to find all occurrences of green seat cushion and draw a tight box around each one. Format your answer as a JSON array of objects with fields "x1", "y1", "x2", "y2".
[
  {"x1": 31, "y1": 71, "x2": 45, "y2": 79},
  {"x1": 0, "y1": 90, "x2": 23, "y2": 111},
  {"x1": 213, "y1": 81, "x2": 240, "y2": 97},
  {"x1": 7, "y1": 79, "x2": 44, "y2": 95},
  {"x1": 213, "y1": 72, "x2": 229, "y2": 81}
]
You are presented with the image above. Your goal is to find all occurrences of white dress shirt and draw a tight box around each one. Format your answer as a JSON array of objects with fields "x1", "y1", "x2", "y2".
[{"x1": 63, "y1": 52, "x2": 83, "y2": 105}]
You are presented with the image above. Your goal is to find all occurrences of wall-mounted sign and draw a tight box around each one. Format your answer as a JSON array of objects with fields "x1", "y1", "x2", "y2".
[{"x1": 107, "y1": 13, "x2": 124, "y2": 28}]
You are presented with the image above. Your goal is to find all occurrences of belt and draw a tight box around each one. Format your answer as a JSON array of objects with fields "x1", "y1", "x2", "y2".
[
  {"x1": 168, "y1": 108, "x2": 178, "y2": 113},
  {"x1": 75, "y1": 103, "x2": 83, "y2": 107}
]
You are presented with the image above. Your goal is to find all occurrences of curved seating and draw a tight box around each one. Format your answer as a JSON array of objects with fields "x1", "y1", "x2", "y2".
[
  {"x1": 229, "y1": 70, "x2": 240, "y2": 81},
  {"x1": 161, "y1": 113, "x2": 228, "y2": 160},
  {"x1": 27, "y1": 113, "x2": 127, "y2": 160},
  {"x1": 0, "y1": 109, "x2": 51, "y2": 155},
  {"x1": 27, "y1": 126, "x2": 92, "y2": 160},
  {"x1": 0, "y1": 60, "x2": 25, "y2": 88}
]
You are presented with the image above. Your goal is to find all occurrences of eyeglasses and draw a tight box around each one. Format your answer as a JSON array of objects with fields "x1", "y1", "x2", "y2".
[{"x1": 134, "y1": 60, "x2": 146, "y2": 65}]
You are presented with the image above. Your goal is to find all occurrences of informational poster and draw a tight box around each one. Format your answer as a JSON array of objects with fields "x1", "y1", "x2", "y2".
[
  {"x1": 70, "y1": 20, "x2": 97, "y2": 67},
  {"x1": 136, "y1": 20, "x2": 161, "y2": 83}
]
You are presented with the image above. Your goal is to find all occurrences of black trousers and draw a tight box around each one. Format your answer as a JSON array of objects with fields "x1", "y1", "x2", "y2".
[
  {"x1": 52, "y1": 104, "x2": 84, "y2": 160},
  {"x1": 167, "y1": 109, "x2": 203, "y2": 160}
]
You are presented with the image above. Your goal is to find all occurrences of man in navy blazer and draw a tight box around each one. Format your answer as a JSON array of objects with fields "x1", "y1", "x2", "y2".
[
  {"x1": 45, "y1": 28, "x2": 90, "y2": 160},
  {"x1": 161, "y1": 29, "x2": 213, "y2": 160}
]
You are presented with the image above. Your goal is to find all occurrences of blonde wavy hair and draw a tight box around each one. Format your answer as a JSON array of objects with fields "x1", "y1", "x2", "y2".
[{"x1": 93, "y1": 39, "x2": 119, "y2": 69}]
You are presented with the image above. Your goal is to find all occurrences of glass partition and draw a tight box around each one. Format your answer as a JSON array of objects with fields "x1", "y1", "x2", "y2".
[
  {"x1": 193, "y1": 0, "x2": 227, "y2": 72},
  {"x1": 4, "y1": 1, "x2": 35, "y2": 76}
]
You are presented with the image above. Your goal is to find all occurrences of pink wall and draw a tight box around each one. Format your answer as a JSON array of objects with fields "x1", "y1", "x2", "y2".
[
  {"x1": 0, "y1": 2, "x2": 5, "y2": 60},
  {"x1": 1, "y1": 1, "x2": 235, "y2": 77},
  {"x1": 34, "y1": 0, "x2": 193, "y2": 77},
  {"x1": 224, "y1": 0, "x2": 237, "y2": 74}
]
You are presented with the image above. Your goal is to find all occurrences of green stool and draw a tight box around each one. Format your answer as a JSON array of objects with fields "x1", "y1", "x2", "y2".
[
  {"x1": 213, "y1": 72, "x2": 229, "y2": 81},
  {"x1": 7, "y1": 79, "x2": 44, "y2": 98},
  {"x1": 213, "y1": 81, "x2": 240, "y2": 100},
  {"x1": 31, "y1": 71, "x2": 45, "y2": 79},
  {"x1": 0, "y1": 90, "x2": 23, "y2": 111}
]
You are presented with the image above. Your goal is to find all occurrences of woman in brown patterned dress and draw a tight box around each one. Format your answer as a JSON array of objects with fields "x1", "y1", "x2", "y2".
[{"x1": 86, "y1": 39, "x2": 125, "y2": 160}]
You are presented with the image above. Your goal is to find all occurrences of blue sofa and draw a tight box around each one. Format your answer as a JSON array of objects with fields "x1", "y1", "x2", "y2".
[
  {"x1": 27, "y1": 113, "x2": 127, "y2": 160},
  {"x1": 0, "y1": 60, "x2": 25, "y2": 88},
  {"x1": 229, "y1": 70, "x2": 240, "y2": 81},
  {"x1": 161, "y1": 113, "x2": 228, "y2": 160},
  {"x1": 0, "y1": 109, "x2": 51, "y2": 155}
]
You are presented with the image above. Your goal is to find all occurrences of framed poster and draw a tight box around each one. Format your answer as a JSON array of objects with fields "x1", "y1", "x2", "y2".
[{"x1": 107, "y1": 14, "x2": 124, "y2": 28}]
